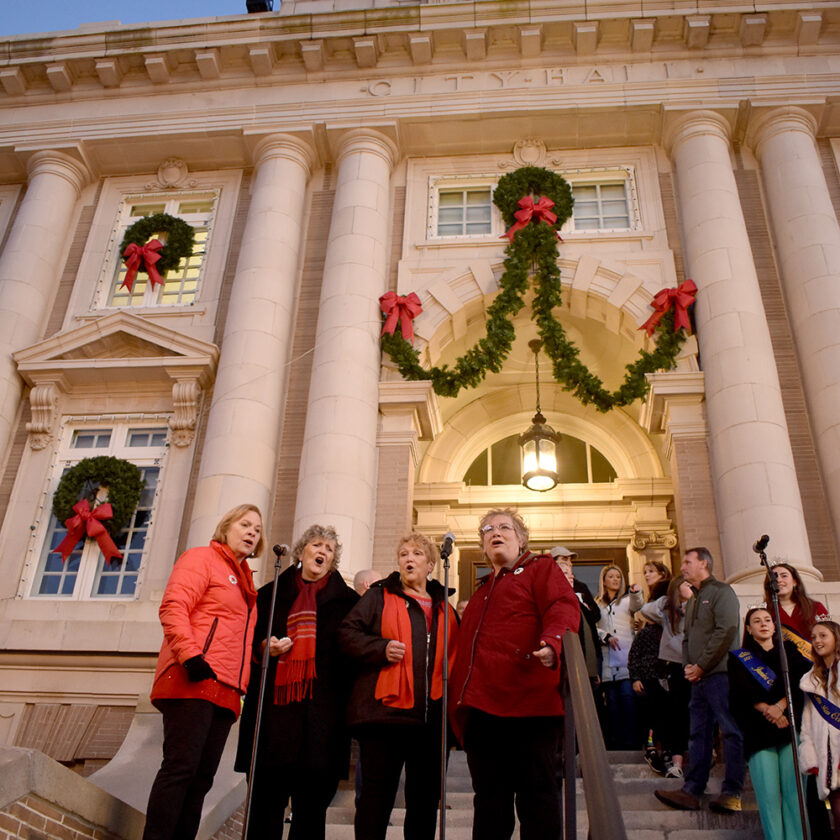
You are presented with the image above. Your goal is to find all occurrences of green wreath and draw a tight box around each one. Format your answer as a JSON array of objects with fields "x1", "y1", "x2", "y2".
[
  {"x1": 52, "y1": 456, "x2": 144, "y2": 539},
  {"x1": 119, "y1": 212, "x2": 195, "y2": 276},
  {"x1": 381, "y1": 165, "x2": 691, "y2": 411}
]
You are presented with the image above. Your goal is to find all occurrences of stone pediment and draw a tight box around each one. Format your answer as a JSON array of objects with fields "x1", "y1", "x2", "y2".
[
  {"x1": 13, "y1": 312, "x2": 220, "y2": 449},
  {"x1": 13, "y1": 311, "x2": 219, "y2": 388}
]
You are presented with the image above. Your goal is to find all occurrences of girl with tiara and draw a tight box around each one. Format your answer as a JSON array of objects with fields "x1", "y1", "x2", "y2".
[
  {"x1": 800, "y1": 616, "x2": 840, "y2": 838},
  {"x1": 729, "y1": 606, "x2": 809, "y2": 840}
]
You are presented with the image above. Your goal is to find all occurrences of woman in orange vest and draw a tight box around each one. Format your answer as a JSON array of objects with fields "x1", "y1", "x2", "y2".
[
  {"x1": 339, "y1": 532, "x2": 458, "y2": 840},
  {"x1": 143, "y1": 504, "x2": 262, "y2": 840}
]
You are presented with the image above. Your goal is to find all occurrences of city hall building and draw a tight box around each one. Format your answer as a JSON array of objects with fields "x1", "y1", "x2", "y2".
[{"x1": 0, "y1": 0, "x2": 839, "y2": 830}]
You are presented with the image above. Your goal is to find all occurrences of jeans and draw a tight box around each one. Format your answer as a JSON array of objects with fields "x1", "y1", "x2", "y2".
[
  {"x1": 143, "y1": 699, "x2": 234, "y2": 840},
  {"x1": 683, "y1": 673, "x2": 745, "y2": 798},
  {"x1": 601, "y1": 678, "x2": 638, "y2": 750},
  {"x1": 463, "y1": 710, "x2": 562, "y2": 840}
]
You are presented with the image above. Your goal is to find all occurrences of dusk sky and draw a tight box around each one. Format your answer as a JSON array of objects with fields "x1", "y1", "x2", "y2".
[{"x1": 2, "y1": 1, "x2": 264, "y2": 38}]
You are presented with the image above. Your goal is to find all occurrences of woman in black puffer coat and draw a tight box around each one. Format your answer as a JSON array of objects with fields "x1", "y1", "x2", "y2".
[
  {"x1": 338, "y1": 532, "x2": 458, "y2": 840},
  {"x1": 234, "y1": 524, "x2": 358, "y2": 840}
]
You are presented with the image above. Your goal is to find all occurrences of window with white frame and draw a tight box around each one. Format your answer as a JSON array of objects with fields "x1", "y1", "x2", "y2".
[
  {"x1": 105, "y1": 194, "x2": 216, "y2": 308},
  {"x1": 429, "y1": 168, "x2": 638, "y2": 239},
  {"x1": 31, "y1": 422, "x2": 168, "y2": 599}
]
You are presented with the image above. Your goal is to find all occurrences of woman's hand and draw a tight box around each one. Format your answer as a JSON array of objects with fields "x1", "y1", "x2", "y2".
[
  {"x1": 261, "y1": 636, "x2": 293, "y2": 657},
  {"x1": 632, "y1": 680, "x2": 645, "y2": 695},
  {"x1": 385, "y1": 640, "x2": 406, "y2": 663},
  {"x1": 608, "y1": 636, "x2": 621, "y2": 651},
  {"x1": 532, "y1": 642, "x2": 556, "y2": 668}
]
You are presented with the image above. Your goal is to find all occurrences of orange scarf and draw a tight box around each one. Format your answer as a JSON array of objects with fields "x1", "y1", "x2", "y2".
[
  {"x1": 375, "y1": 590, "x2": 458, "y2": 709},
  {"x1": 274, "y1": 572, "x2": 329, "y2": 705}
]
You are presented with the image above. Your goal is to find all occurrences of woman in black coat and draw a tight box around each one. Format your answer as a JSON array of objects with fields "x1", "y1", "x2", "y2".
[
  {"x1": 338, "y1": 532, "x2": 458, "y2": 840},
  {"x1": 234, "y1": 524, "x2": 358, "y2": 840}
]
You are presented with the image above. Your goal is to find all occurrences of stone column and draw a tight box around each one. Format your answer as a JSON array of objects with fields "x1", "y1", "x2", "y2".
[
  {"x1": 0, "y1": 151, "x2": 89, "y2": 467},
  {"x1": 294, "y1": 129, "x2": 398, "y2": 577},
  {"x1": 665, "y1": 111, "x2": 812, "y2": 578},
  {"x1": 189, "y1": 134, "x2": 314, "y2": 548},
  {"x1": 751, "y1": 107, "x2": 840, "y2": 553}
]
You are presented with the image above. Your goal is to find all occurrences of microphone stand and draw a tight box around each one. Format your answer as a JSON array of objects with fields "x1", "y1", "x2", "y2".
[
  {"x1": 439, "y1": 536, "x2": 454, "y2": 840},
  {"x1": 241, "y1": 543, "x2": 287, "y2": 840},
  {"x1": 757, "y1": 536, "x2": 811, "y2": 840}
]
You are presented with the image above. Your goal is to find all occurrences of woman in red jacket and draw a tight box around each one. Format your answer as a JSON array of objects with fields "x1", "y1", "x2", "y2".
[{"x1": 142, "y1": 503, "x2": 262, "y2": 840}]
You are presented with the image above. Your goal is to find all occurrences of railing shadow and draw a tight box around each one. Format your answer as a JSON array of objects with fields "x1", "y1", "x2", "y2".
[{"x1": 560, "y1": 629, "x2": 628, "y2": 840}]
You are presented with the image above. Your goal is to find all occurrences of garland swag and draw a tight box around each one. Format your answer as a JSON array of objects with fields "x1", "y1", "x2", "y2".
[
  {"x1": 52, "y1": 456, "x2": 144, "y2": 541},
  {"x1": 381, "y1": 166, "x2": 692, "y2": 411}
]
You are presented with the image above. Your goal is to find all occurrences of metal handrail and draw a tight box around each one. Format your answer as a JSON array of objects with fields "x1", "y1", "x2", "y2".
[{"x1": 560, "y1": 629, "x2": 628, "y2": 840}]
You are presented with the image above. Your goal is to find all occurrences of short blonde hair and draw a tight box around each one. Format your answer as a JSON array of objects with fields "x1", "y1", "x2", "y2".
[
  {"x1": 292, "y1": 524, "x2": 342, "y2": 570},
  {"x1": 478, "y1": 508, "x2": 529, "y2": 551},
  {"x1": 397, "y1": 532, "x2": 436, "y2": 567},
  {"x1": 212, "y1": 504, "x2": 265, "y2": 557}
]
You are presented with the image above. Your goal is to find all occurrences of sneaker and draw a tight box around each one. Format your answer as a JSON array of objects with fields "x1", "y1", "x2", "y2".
[
  {"x1": 654, "y1": 789, "x2": 701, "y2": 811},
  {"x1": 709, "y1": 793, "x2": 741, "y2": 814},
  {"x1": 645, "y1": 746, "x2": 666, "y2": 775}
]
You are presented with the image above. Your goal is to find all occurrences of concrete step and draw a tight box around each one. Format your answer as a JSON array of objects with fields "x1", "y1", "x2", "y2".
[{"x1": 325, "y1": 750, "x2": 765, "y2": 839}]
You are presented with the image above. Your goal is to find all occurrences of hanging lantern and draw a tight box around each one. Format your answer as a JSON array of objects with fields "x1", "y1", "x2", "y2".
[{"x1": 519, "y1": 340, "x2": 561, "y2": 492}]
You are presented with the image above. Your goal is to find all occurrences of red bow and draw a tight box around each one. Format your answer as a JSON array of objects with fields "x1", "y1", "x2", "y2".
[
  {"x1": 54, "y1": 499, "x2": 123, "y2": 565},
  {"x1": 640, "y1": 279, "x2": 697, "y2": 337},
  {"x1": 502, "y1": 195, "x2": 558, "y2": 243},
  {"x1": 121, "y1": 240, "x2": 164, "y2": 293},
  {"x1": 380, "y1": 291, "x2": 423, "y2": 344}
]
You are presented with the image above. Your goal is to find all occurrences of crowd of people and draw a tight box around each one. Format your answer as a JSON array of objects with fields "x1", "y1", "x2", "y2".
[{"x1": 140, "y1": 502, "x2": 840, "y2": 840}]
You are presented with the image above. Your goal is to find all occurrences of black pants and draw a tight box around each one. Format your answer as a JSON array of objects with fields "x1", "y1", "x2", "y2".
[
  {"x1": 246, "y1": 764, "x2": 339, "y2": 840},
  {"x1": 143, "y1": 699, "x2": 234, "y2": 840},
  {"x1": 463, "y1": 710, "x2": 562, "y2": 840},
  {"x1": 355, "y1": 725, "x2": 443, "y2": 840}
]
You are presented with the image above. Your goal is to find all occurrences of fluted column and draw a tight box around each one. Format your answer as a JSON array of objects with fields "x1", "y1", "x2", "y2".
[
  {"x1": 294, "y1": 129, "x2": 398, "y2": 575},
  {"x1": 189, "y1": 134, "x2": 314, "y2": 548},
  {"x1": 751, "y1": 107, "x2": 840, "y2": 553},
  {"x1": 666, "y1": 111, "x2": 812, "y2": 578},
  {"x1": 0, "y1": 150, "x2": 89, "y2": 465}
]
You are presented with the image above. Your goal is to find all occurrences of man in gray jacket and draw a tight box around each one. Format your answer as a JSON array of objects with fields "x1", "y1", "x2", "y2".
[{"x1": 655, "y1": 547, "x2": 745, "y2": 813}]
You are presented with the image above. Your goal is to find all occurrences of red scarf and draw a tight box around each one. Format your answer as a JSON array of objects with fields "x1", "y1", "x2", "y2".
[
  {"x1": 375, "y1": 590, "x2": 458, "y2": 709},
  {"x1": 273, "y1": 571, "x2": 329, "y2": 705}
]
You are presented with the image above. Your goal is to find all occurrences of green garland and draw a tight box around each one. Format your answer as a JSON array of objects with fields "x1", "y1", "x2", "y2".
[
  {"x1": 52, "y1": 456, "x2": 144, "y2": 539},
  {"x1": 381, "y1": 166, "x2": 691, "y2": 411},
  {"x1": 119, "y1": 212, "x2": 195, "y2": 276}
]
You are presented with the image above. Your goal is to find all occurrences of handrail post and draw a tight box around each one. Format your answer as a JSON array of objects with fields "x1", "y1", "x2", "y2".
[
  {"x1": 560, "y1": 629, "x2": 628, "y2": 840},
  {"x1": 562, "y1": 676, "x2": 576, "y2": 840}
]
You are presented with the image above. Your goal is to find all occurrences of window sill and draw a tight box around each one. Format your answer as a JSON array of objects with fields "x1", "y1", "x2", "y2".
[
  {"x1": 78, "y1": 305, "x2": 208, "y2": 320},
  {"x1": 417, "y1": 230, "x2": 655, "y2": 249}
]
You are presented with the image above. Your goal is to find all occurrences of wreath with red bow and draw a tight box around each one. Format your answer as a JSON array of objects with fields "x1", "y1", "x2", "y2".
[
  {"x1": 381, "y1": 166, "x2": 694, "y2": 411},
  {"x1": 51, "y1": 456, "x2": 144, "y2": 563},
  {"x1": 119, "y1": 213, "x2": 195, "y2": 294}
]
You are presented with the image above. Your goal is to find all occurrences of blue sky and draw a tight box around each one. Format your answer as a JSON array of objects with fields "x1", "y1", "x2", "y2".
[{"x1": 2, "y1": 2, "x2": 264, "y2": 38}]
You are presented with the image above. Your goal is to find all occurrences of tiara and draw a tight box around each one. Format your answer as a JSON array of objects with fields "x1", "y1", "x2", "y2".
[
  {"x1": 814, "y1": 613, "x2": 835, "y2": 623},
  {"x1": 746, "y1": 602, "x2": 768, "y2": 611}
]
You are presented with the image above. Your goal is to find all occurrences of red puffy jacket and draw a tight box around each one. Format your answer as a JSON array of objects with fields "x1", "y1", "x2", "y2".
[
  {"x1": 449, "y1": 551, "x2": 579, "y2": 741},
  {"x1": 151, "y1": 541, "x2": 258, "y2": 694}
]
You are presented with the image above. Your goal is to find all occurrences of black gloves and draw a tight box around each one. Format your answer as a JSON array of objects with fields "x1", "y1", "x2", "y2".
[{"x1": 184, "y1": 655, "x2": 217, "y2": 682}]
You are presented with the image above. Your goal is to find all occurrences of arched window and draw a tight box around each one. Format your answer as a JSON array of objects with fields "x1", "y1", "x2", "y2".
[{"x1": 463, "y1": 433, "x2": 617, "y2": 486}]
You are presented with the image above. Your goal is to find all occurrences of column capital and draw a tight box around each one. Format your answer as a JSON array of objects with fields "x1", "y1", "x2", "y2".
[
  {"x1": 663, "y1": 110, "x2": 733, "y2": 157},
  {"x1": 26, "y1": 150, "x2": 90, "y2": 197},
  {"x1": 747, "y1": 106, "x2": 819, "y2": 161},
  {"x1": 252, "y1": 133, "x2": 316, "y2": 177},
  {"x1": 333, "y1": 127, "x2": 399, "y2": 170}
]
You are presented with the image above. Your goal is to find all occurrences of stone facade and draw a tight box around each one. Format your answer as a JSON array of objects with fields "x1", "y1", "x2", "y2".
[{"x1": 1, "y1": 0, "x2": 840, "y2": 831}]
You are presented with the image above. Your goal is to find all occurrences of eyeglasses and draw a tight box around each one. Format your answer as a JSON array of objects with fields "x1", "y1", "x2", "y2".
[{"x1": 480, "y1": 523, "x2": 515, "y2": 535}]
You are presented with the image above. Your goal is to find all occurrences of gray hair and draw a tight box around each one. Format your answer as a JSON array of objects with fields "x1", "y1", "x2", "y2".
[
  {"x1": 292, "y1": 523, "x2": 342, "y2": 570},
  {"x1": 478, "y1": 508, "x2": 529, "y2": 551},
  {"x1": 686, "y1": 546, "x2": 714, "y2": 573}
]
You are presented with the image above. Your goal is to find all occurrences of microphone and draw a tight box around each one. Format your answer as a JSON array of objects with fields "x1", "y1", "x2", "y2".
[
  {"x1": 273, "y1": 543, "x2": 290, "y2": 557},
  {"x1": 441, "y1": 532, "x2": 456, "y2": 558},
  {"x1": 752, "y1": 534, "x2": 769, "y2": 554}
]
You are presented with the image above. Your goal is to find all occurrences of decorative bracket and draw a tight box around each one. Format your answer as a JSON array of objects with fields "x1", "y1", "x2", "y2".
[
  {"x1": 169, "y1": 378, "x2": 202, "y2": 447},
  {"x1": 632, "y1": 529, "x2": 679, "y2": 551},
  {"x1": 26, "y1": 382, "x2": 60, "y2": 450}
]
